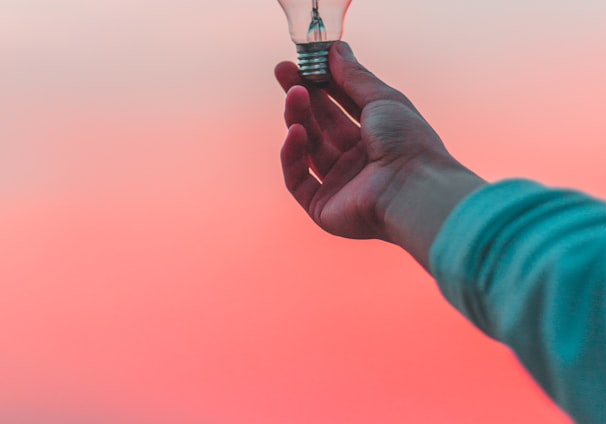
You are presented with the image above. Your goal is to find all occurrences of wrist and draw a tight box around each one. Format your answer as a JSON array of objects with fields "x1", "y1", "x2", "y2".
[{"x1": 380, "y1": 153, "x2": 486, "y2": 270}]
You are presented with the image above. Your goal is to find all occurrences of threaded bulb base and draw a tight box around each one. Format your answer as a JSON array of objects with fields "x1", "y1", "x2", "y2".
[{"x1": 296, "y1": 41, "x2": 334, "y2": 85}]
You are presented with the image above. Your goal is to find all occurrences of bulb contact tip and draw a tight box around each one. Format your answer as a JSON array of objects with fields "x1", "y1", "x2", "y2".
[{"x1": 296, "y1": 41, "x2": 334, "y2": 84}]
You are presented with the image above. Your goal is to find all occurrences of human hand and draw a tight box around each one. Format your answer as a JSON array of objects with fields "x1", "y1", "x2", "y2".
[{"x1": 275, "y1": 42, "x2": 484, "y2": 267}]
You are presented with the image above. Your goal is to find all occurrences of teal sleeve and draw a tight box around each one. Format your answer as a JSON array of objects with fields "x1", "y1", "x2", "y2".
[{"x1": 429, "y1": 179, "x2": 606, "y2": 424}]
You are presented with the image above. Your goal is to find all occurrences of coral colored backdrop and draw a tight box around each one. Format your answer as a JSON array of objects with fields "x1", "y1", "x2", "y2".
[{"x1": 2, "y1": 1, "x2": 606, "y2": 422}]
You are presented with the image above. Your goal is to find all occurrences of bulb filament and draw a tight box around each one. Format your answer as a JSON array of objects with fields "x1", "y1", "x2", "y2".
[{"x1": 307, "y1": 0, "x2": 327, "y2": 42}]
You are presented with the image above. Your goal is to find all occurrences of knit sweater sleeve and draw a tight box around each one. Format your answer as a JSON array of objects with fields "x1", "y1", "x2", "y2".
[{"x1": 429, "y1": 179, "x2": 606, "y2": 423}]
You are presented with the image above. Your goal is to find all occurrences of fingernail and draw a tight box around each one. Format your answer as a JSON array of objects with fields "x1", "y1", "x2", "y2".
[{"x1": 336, "y1": 42, "x2": 355, "y2": 60}]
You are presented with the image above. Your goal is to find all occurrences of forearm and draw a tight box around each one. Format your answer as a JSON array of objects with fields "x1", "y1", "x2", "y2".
[{"x1": 381, "y1": 153, "x2": 486, "y2": 270}]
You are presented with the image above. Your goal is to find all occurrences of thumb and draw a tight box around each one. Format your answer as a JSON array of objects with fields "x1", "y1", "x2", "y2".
[{"x1": 330, "y1": 42, "x2": 414, "y2": 111}]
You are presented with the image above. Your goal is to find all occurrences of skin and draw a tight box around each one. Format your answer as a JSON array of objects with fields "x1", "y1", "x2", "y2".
[{"x1": 275, "y1": 41, "x2": 486, "y2": 271}]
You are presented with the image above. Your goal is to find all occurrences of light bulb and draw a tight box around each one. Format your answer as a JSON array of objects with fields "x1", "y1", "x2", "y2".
[{"x1": 277, "y1": 0, "x2": 352, "y2": 84}]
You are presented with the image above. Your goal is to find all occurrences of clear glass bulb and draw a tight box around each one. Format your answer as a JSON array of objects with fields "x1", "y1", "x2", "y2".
[{"x1": 277, "y1": 0, "x2": 352, "y2": 84}]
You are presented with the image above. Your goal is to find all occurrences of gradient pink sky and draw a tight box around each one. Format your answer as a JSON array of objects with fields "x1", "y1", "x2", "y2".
[{"x1": 2, "y1": 1, "x2": 606, "y2": 422}]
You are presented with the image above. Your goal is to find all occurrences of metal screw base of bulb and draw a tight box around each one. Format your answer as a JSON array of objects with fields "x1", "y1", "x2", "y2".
[{"x1": 296, "y1": 41, "x2": 334, "y2": 84}]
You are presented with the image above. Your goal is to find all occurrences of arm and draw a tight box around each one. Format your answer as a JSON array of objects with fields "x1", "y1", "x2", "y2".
[
  {"x1": 430, "y1": 179, "x2": 606, "y2": 423},
  {"x1": 275, "y1": 42, "x2": 606, "y2": 422}
]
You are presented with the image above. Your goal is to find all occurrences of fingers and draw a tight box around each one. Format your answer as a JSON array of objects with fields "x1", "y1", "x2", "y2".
[
  {"x1": 284, "y1": 86, "x2": 342, "y2": 179},
  {"x1": 275, "y1": 61, "x2": 303, "y2": 93},
  {"x1": 281, "y1": 124, "x2": 368, "y2": 226},
  {"x1": 281, "y1": 124, "x2": 321, "y2": 212},
  {"x1": 327, "y1": 42, "x2": 421, "y2": 118},
  {"x1": 275, "y1": 61, "x2": 361, "y2": 152},
  {"x1": 283, "y1": 85, "x2": 323, "y2": 150}
]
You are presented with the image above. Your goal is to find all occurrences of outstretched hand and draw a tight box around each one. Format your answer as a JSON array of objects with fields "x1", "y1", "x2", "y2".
[{"x1": 275, "y1": 42, "x2": 484, "y2": 267}]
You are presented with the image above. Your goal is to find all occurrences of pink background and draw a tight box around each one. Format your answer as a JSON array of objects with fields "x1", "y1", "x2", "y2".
[{"x1": 2, "y1": 1, "x2": 606, "y2": 422}]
